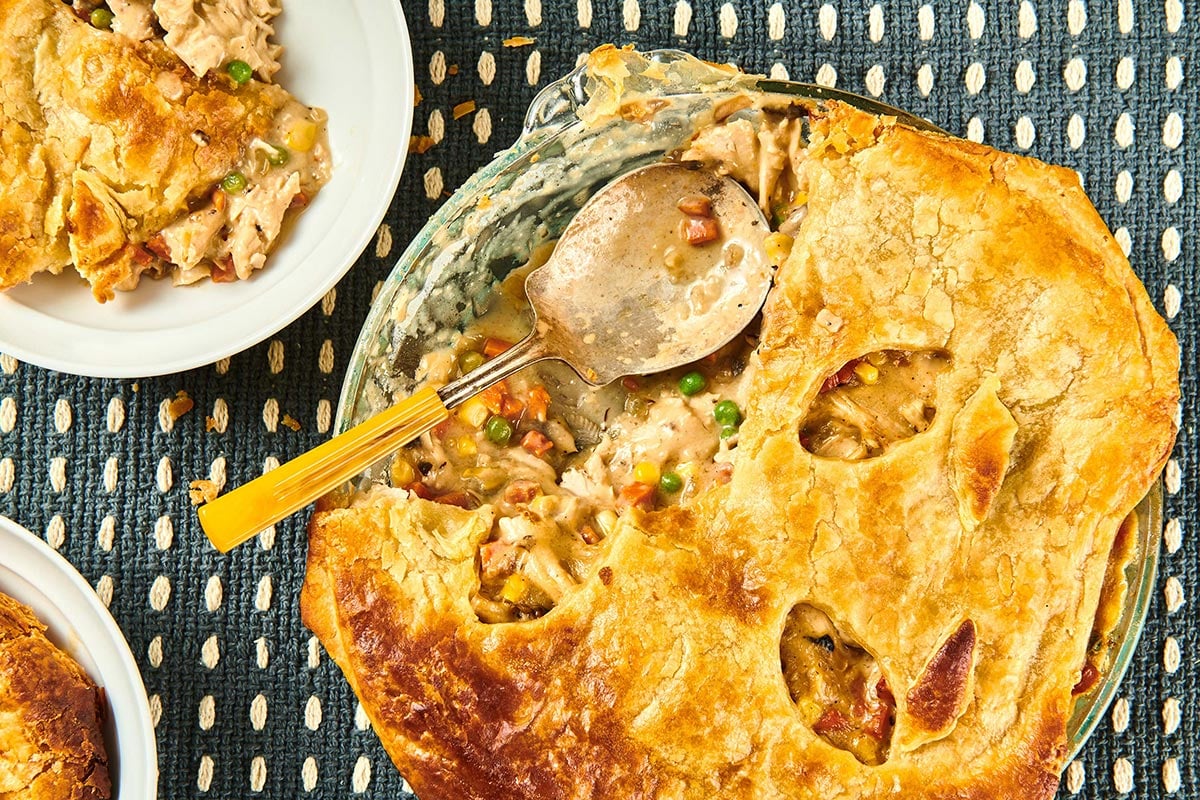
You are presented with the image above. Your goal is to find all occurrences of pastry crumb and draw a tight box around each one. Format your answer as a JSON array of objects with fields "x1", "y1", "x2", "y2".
[
  {"x1": 282, "y1": 414, "x2": 301, "y2": 432},
  {"x1": 188, "y1": 478, "x2": 219, "y2": 505},
  {"x1": 453, "y1": 100, "x2": 477, "y2": 120},
  {"x1": 167, "y1": 391, "x2": 194, "y2": 420},
  {"x1": 503, "y1": 36, "x2": 535, "y2": 47}
]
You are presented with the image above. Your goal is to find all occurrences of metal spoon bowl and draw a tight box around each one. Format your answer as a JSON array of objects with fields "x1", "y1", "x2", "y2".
[{"x1": 199, "y1": 163, "x2": 773, "y2": 552}]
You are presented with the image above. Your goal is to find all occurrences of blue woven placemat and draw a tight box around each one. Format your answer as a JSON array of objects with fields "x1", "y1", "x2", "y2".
[{"x1": 1, "y1": 0, "x2": 1194, "y2": 797}]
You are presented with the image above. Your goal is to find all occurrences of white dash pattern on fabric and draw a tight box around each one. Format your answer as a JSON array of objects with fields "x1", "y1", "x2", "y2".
[
  {"x1": 302, "y1": 757, "x2": 318, "y2": 792},
  {"x1": 352, "y1": 757, "x2": 372, "y2": 794},
  {"x1": 251, "y1": 756, "x2": 267, "y2": 793},
  {"x1": 157, "y1": 456, "x2": 173, "y2": 492},
  {"x1": 1162, "y1": 697, "x2": 1181, "y2": 734},
  {"x1": 917, "y1": 3, "x2": 933, "y2": 40},
  {"x1": 818, "y1": 3, "x2": 836, "y2": 40},
  {"x1": 718, "y1": 3, "x2": 736, "y2": 37},
  {"x1": 205, "y1": 575, "x2": 222, "y2": 612},
  {"x1": 46, "y1": 515, "x2": 65, "y2": 548},
  {"x1": 199, "y1": 695, "x2": 216, "y2": 730},
  {"x1": 967, "y1": 2, "x2": 984, "y2": 38},
  {"x1": 1018, "y1": 1, "x2": 1037, "y2": 38},
  {"x1": 198, "y1": 755, "x2": 214, "y2": 793},
  {"x1": 305, "y1": 695, "x2": 322, "y2": 730},
  {"x1": 251, "y1": 694, "x2": 268, "y2": 731},
  {"x1": 1066, "y1": 760, "x2": 1085, "y2": 793},
  {"x1": 98, "y1": 516, "x2": 114, "y2": 551},
  {"x1": 202, "y1": 635, "x2": 220, "y2": 669},
  {"x1": 1113, "y1": 757, "x2": 1134, "y2": 794}
]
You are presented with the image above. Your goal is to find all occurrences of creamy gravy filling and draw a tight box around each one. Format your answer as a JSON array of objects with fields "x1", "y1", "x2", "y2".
[
  {"x1": 780, "y1": 604, "x2": 895, "y2": 766},
  {"x1": 162, "y1": 101, "x2": 330, "y2": 285},
  {"x1": 393, "y1": 258, "x2": 755, "y2": 623},
  {"x1": 801, "y1": 350, "x2": 952, "y2": 460}
]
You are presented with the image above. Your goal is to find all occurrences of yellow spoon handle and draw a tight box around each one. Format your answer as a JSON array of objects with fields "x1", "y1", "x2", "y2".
[{"x1": 198, "y1": 387, "x2": 449, "y2": 553}]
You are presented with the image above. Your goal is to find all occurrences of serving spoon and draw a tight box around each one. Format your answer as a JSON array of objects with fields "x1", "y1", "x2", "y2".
[{"x1": 199, "y1": 162, "x2": 774, "y2": 552}]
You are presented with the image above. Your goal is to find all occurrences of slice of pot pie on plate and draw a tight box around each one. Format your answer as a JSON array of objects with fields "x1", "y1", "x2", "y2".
[
  {"x1": 300, "y1": 92, "x2": 1179, "y2": 799},
  {"x1": 0, "y1": 0, "x2": 329, "y2": 302}
]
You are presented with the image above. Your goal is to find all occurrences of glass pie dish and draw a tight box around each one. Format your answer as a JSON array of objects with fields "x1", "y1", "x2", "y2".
[{"x1": 335, "y1": 49, "x2": 1162, "y2": 761}]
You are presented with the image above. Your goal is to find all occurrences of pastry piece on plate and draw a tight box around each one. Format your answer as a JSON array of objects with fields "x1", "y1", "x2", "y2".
[
  {"x1": 301, "y1": 58, "x2": 1178, "y2": 800},
  {"x1": 0, "y1": 0, "x2": 330, "y2": 301},
  {"x1": 0, "y1": 591, "x2": 111, "y2": 800}
]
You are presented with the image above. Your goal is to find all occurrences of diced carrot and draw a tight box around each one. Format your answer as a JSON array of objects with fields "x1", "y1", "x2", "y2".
[
  {"x1": 520, "y1": 430, "x2": 553, "y2": 456},
  {"x1": 812, "y1": 708, "x2": 853, "y2": 735},
  {"x1": 617, "y1": 482, "x2": 656, "y2": 510},
  {"x1": 479, "y1": 381, "x2": 509, "y2": 414},
  {"x1": 433, "y1": 491, "x2": 474, "y2": 509},
  {"x1": 713, "y1": 462, "x2": 734, "y2": 485},
  {"x1": 128, "y1": 243, "x2": 155, "y2": 266},
  {"x1": 526, "y1": 385, "x2": 551, "y2": 422},
  {"x1": 212, "y1": 188, "x2": 227, "y2": 212},
  {"x1": 211, "y1": 256, "x2": 237, "y2": 283},
  {"x1": 676, "y1": 194, "x2": 712, "y2": 216},
  {"x1": 681, "y1": 216, "x2": 719, "y2": 245},
  {"x1": 404, "y1": 481, "x2": 432, "y2": 499},
  {"x1": 289, "y1": 191, "x2": 309, "y2": 210},
  {"x1": 501, "y1": 396, "x2": 525, "y2": 419},
  {"x1": 145, "y1": 233, "x2": 172, "y2": 261},
  {"x1": 483, "y1": 337, "x2": 512, "y2": 357},
  {"x1": 503, "y1": 480, "x2": 541, "y2": 504},
  {"x1": 432, "y1": 418, "x2": 452, "y2": 438},
  {"x1": 620, "y1": 376, "x2": 641, "y2": 392}
]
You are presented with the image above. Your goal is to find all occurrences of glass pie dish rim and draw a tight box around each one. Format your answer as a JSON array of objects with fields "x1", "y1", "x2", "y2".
[{"x1": 335, "y1": 47, "x2": 1163, "y2": 767}]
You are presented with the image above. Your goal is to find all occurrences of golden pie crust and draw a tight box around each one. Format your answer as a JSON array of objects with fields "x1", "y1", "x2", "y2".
[
  {"x1": 0, "y1": 591, "x2": 110, "y2": 800},
  {"x1": 301, "y1": 101, "x2": 1179, "y2": 799},
  {"x1": 0, "y1": 0, "x2": 290, "y2": 301}
]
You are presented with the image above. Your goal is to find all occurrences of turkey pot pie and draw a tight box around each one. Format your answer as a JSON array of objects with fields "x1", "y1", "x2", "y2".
[{"x1": 301, "y1": 67, "x2": 1179, "y2": 800}]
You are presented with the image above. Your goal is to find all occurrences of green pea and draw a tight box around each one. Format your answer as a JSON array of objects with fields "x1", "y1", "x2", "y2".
[
  {"x1": 226, "y1": 60, "x2": 253, "y2": 85},
  {"x1": 267, "y1": 145, "x2": 290, "y2": 167},
  {"x1": 678, "y1": 371, "x2": 707, "y2": 397},
  {"x1": 659, "y1": 471, "x2": 683, "y2": 493},
  {"x1": 459, "y1": 351, "x2": 485, "y2": 374},
  {"x1": 90, "y1": 6, "x2": 114, "y2": 28},
  {"x1": 485, "y1": 415, "x2": 513, "y2": 446},
  {"x1": 221, "y1": 171, "x2": 247, "y2": 193},
  {"x1": 719, "y1": 424, "x2": 739, "y2": 440},
  {"x1": 713, "y1": 399, "x2": 741, "y2": 426}
]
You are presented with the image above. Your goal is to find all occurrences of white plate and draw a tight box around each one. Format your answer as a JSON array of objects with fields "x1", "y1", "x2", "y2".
[
  {"x1": 0, "y1": 516, "x2": 158, "y2": 799},
  {"x1": 0, "y1": 0, "x2": 414, "y2": 378}
]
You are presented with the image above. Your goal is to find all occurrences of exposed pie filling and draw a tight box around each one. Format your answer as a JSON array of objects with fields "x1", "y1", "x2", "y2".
[
  {"x1": 67, "y1": 0, "x2": 329, "y2": 289},
  {"x1": 801, "y1": 350, "x2": 952, "y2": 460},
  {"x1": 780, "y1": 604, "x2": 895, "y2": 765},
  {"x1": 393, "y1": 252, "x2": 757, "y2": 623}
]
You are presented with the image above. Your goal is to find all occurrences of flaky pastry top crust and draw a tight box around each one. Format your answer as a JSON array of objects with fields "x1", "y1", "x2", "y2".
[
  {"x1": 0, "y1": 592, "x2": 110, "y2": 800},
  {"x1": 301, "y1": 101, "x2": 1179, "y2": 800}
]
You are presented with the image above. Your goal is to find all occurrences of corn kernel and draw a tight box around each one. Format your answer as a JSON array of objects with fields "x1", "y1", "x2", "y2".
[
  {"x1": 633, "y1": 461, "x2": 660, "y2": 485},
  {"x1": 457, "y1": 395, "x2": 490, "y2": 427},
  {"x1": 500, "y1": 573, "x2": 529, "y2": 604},
  {"x1": 675, "y1": 461, "x2": 698, "y2": 480},
  {"x1": 854, "y1": 362, "x2": 880, "y2": 384},
  {"x1": 285, "y1": 120, "x2": 318, "y2": 152},
  {"x1": 462, "y1": 466, "x2": 505, "y2": 491},
  {"x1": 595, "y1": 509, "x2": 619, "y2": 536},
  {"x1": 764, "y1": 232, "x2": 794, "y2": 264},
  {"x1": 454, "y1": 435, "x2": 478, "y2": 456},
  {"x1": 390, "y1": 457, "x2": 415, "y2": 486}
]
